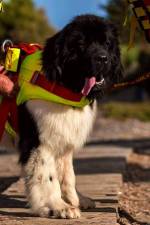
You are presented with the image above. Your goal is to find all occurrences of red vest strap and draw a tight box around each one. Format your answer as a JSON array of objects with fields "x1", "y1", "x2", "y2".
[
  {"x1": 0, "y1": 97, "x2": 18, "y2": 139},
  {"x1": 31, "y1": 72, "x2": 83, "y2": 102}
]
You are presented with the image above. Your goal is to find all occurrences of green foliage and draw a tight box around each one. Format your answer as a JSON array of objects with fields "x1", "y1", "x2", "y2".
[
  {"x1": 100, "y1": 0, "x2": 144, "y2": 44},
  {"x1": 0, "y1": 0, "x2": 56, "y2": 44},
  {"x1": 101, "y1": 102, "x2": 150, "y2": 121},
  {"x1": 121, "y1": 45, "x2": 140, "y2": 66},
  {"x1": 100, "y1": 0, "x2": 129, "y2": 43},
  {"x1": 101, "y1": 0, "x2": 127, "y2": 26}
]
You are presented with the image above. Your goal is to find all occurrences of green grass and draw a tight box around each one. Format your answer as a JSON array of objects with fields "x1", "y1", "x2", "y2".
[{"x1": 101, "y1": 102, "x2": 150, "y2": 122}]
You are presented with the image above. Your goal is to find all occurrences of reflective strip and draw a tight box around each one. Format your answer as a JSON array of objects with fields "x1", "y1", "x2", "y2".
[
  {"x1": 135, "y1": 7, "x2": 146, "y2": 17},
  {"x1": 142, "y1": 20, "x2": 150, "y2": 29}
]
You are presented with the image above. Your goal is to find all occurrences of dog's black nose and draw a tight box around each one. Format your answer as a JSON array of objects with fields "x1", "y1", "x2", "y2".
[{"x1": 97, "y1": 55, "x2": 108, "y2": 64}]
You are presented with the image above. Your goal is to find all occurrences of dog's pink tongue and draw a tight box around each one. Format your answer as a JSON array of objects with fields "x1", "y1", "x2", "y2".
[{"x1": 81, "y1": 77, "x2": 96, "y2": 96}]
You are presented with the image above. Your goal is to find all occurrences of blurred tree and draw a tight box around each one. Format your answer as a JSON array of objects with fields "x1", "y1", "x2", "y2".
[
  {"x1": 100, "y1": 0, "x2": 132, "y2": 43},
  {"x1": 100, "y1": 0, "x2": 150, "y2": 100},
  {"x1": 0, "y1": 0, "x2": 56, "y2": 44}
]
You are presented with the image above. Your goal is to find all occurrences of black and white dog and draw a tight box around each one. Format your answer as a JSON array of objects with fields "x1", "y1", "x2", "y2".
[{"x1": 18, "y1": 15, "x2": 123, "y2": 218}]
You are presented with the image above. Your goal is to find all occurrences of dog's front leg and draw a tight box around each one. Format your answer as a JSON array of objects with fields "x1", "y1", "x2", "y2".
[
  {"x1": 23, "y1": 146, "x2": 80, "y2": 218},
  {"x1": 61, "y1": 151, "x2": 79, "y2": 207},
  {"x1": 61, "y1": 151, "x2": 95, "y2": 210}
]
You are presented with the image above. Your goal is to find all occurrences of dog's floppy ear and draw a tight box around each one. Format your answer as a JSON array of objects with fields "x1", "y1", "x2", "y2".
[{"x1": 42, "y1": 32, "x2": 62, "y2": 82}]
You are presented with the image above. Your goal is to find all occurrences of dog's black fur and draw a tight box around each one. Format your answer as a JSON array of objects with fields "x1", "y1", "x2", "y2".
[
  {"x1": 43, "y1": 14, "x2": 123, "y2": 99},
  {"x1": 18, "y1": 14, "x2": 123, "y2": 165}
]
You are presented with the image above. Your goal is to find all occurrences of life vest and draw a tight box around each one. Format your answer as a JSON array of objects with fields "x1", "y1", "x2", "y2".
[
  {"x1": 0, "y1": 43, "x2": 90, "y2": 140},
  {"x1": 17, "y1": 50, "x2": 90, "y2": 107}
]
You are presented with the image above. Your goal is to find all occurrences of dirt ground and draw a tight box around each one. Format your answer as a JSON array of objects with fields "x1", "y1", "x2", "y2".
[
  {"x1": 91, "y1": 115, "x2": 150, "y2": 225},
  {"x1": 118, "y1": 152, "x2": 150, "y2": 225}
]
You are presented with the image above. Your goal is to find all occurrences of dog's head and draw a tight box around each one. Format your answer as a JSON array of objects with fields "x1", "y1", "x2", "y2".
[{"x1": 43, "y1": 14, "x2": 123, "y2": 100}]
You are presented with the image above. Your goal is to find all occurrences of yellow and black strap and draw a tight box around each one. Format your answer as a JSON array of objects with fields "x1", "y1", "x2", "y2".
[{"x1": 128, "y1": 0, "x2": 150, "y2": 43}]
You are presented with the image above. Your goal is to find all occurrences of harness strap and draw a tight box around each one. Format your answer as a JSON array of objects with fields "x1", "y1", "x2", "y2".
[
  {"x1": 31, "y1": 72, "x2": 83, "y2": 102},
  {"x1": 0, "y1": 75, "x2": 18, "y2": 139},
  {"x1": 0, "y1": 96, "x2": 18, "y2": 139}
]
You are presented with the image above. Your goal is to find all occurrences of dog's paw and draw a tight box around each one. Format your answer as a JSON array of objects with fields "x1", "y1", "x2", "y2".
[
  {"x1": 79, "y1": 195, "x2": 96, "y2": 209},
  {"x1": 33, "y1": 206, "x2": 50, "y2": 217},
  {"x1": 53, "y1": 206, "x2": 81, "y2": 219}
]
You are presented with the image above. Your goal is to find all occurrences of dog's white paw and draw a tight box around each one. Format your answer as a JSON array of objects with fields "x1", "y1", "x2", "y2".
[
  {"x1": 53, "y1": 206, "x2": 81, "y2": 219},
  {"x1": 79, "y1": 195, "x2": 96, "y2": 209},
  {"x1": 33, "y1": 206, "x2": 50, "y2": 217}
]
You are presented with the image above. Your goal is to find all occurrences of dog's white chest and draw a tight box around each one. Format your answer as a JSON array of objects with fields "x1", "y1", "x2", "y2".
[{"x1": 27, "y1": 100, "x2": 96, "y2": 155}]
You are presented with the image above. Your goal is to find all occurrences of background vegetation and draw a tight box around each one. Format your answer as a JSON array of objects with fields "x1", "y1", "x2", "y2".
[
  {"x1": 101, "y1": 102, "x2": 150, "y2": 121},
  {"x1": 0, "y1": 0, "x2": 149, "y2": 121},
  {"x1": 100, "y1": 0, "x2": 150, "y2": 121},
  {"x1": 0, "y1": 0, "x2": 55, "y2": 44}
]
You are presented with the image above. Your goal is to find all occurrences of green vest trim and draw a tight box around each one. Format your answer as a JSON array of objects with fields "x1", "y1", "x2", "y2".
[{"x1": 17, "y1": 51, "x2": 90, "y2": 107}]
